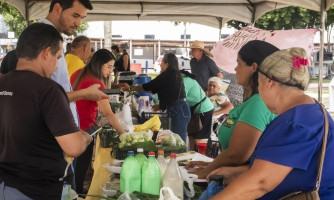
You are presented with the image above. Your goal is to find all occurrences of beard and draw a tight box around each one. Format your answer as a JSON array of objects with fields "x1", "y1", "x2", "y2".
[{"x1": 58, "y1": 14, "x2": 77, "y2": 36}]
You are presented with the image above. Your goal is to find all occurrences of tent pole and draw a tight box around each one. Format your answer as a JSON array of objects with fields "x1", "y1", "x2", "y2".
[
  {"x1": 218, "y1": 17, "x2": 223, "y2": 41},
  {"x1": 318, "y1": 0, "x2": 326, "y2": 103},
  {"x1": 25, "y1": 0, "x2": 30, "y2": 25}
]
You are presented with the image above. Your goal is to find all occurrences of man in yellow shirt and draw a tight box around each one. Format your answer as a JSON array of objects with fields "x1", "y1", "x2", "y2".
[{"x1": 66, "y1": 35, "x2": 91, "y2": 77}]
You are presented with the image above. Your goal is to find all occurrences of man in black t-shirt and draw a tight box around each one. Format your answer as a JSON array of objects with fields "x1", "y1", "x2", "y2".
[{"x1": 0, "y1": 23, "x2": 92, "y2": 200}]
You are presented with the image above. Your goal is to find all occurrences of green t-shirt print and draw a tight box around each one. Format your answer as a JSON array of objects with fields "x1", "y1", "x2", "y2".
[{"x1": 218, "y1": 94, "x2": 276, "y2": 150}]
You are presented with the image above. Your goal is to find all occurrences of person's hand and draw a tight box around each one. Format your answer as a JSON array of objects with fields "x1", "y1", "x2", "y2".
[
  {"x1": 187, "y1": 167, "x2": 210, "y2": 179},
  {"x1": 152, "y1": 104, "x2": 160, "y2": 111},
  {"x1": 185, "y1": 161, "x2": 209, "y2": 169},
  {"x1": 84, "y1": 84, "x2": 108, "y2": 101},
  {"x1": 118, "y1": 83, "x2": 130, "y2": 91},
  {"x1": 206, "y1": 166, "x2": 243, "y2": 185}
]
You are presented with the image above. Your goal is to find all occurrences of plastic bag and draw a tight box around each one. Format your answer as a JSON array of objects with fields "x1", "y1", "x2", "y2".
[
  {"x1": 118, "y1": 192, "x2": 140, "y2": 200},
  {"x1": 156, "y1": 130, "x2": 185, "y2": 147},
  {"x1": 134, "y1": 114, "x2": 161, "y2": 132},
  {"x1": 115, "y1": 102, "x2": 134, "y2": 132},
  {"x1": 180, "y1": 168, "x2": 195, "y2": 198},
  {"x1": 159, "y1": 187, "x2": 181, "y2": 200}
]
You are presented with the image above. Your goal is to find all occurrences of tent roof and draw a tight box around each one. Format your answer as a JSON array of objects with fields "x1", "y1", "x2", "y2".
[{"x1": 5, "y1": 0, "x2": 334, "y2": 28}]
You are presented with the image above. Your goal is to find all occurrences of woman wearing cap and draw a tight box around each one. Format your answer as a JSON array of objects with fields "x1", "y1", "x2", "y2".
[
  {"x1": 115, "y1": 43, "x2": 130, "y2": 72},
  {"x1": 114, "y1": 43, "x2": 130, "y2": 82},
  {"x1": 186, "y1": 40, "x2": 277, "y2": 179},
  {"x1": 131, "y1": 53, "x2": 191, "y2": 142},
  {"x1": 209, "y1": 48, "x2": 334, "y2": 200},
  {"x1": 206, "y1": 76, "x2": 234, "y2": 117}
]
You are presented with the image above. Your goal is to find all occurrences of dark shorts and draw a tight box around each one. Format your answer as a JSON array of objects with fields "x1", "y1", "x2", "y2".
[{"x1": 190, "y1": 109, "x2": 214, "y2": 139}]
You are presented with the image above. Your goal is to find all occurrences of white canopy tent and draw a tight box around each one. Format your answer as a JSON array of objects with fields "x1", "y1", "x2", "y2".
[
  {"x1": 3, "y1": 0, "x2": 334, "y2": 102},
  {"x1": 3, "y1": 0, "x2": 334, "y2": 28}
]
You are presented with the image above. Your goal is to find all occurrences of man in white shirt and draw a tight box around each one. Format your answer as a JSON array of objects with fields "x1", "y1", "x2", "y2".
[
  {"x1": 41, "y1": 0, "x2": 107, "y2": 194},
  {"x1": 41, "y1": 0, "x2": 107, "y2": 126}
]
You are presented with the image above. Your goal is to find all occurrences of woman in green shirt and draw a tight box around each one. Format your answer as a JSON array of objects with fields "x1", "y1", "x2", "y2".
[
  {"x1": 186, "y1": 40, "x2": 278, "y2": 179},
  {"x1": 180, "y1": 70, "x2": 214, "y2": 150}
]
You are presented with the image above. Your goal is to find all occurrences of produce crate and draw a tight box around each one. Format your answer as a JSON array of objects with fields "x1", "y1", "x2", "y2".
[
  {"x1": 139, "y1": 112, "x2": 171, "y2": 130},
  {"x1": 112, "y1": 146, "x2": 187, "y2": 160}
]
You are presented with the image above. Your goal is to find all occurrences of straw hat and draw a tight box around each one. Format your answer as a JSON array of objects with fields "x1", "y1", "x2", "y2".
[{"x1": 187, "y1": 40, "x2": 213, "y2": 57}]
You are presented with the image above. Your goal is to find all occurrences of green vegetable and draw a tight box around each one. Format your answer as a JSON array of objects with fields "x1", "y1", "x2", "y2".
[
  {"x1": 110, "y1": 102, "x2": 123, "y2": 113},
  {"x1": 120, "y1": 141, "x2": 158, "y2": 152},
  {"x1": 100, "y1": 128, "x2": 120, "y2": 148}
]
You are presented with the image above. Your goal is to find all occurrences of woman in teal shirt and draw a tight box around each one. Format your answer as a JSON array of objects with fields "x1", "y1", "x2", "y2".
[
  {"x1": 180, "y1": 70, "x2": 214, "y2": 150},
  {"x1": 186, "y1": 40, "x2": 277, "y2": 179}
]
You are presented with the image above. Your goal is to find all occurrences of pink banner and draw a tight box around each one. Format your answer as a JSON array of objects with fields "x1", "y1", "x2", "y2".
[{"x1": 211, "y1": 26, "x2": 317, "y2": 73}]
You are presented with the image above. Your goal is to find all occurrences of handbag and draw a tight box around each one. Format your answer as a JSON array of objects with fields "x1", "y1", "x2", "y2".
[
  {"x1": 278, "y1": 103, "x2": 329, "y2": 200},
  {"x1": 187, "y1": 88, "x2": 206, "y2": 134},
  {"x1": 187, "y1": 113, "x2": 203, "y2": 134}
]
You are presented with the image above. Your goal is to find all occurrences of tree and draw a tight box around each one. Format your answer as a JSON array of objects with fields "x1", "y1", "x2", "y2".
[
  {"x1": 227, "y1": 6, "x2": 334, "y2": 50},
  {"x1": 0, "y1": 2, "x2": 27, "y2": 38},
  {"x1": 227, "y1": 6, "x2": 320, "y2": 30},
  {"x1": 0, "y1": 2, "x2": 89, "y2": 38}
]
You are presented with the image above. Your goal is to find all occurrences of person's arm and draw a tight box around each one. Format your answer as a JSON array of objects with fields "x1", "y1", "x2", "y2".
[
  {"x1": 123, "y1": 54, "x2": 129, "y2": 71},
  {"x1": 67, "y1": 83, "x2": 108, "y2": 102},
  {"x1": 210, "y1": 159, "x2": 292, "y2": 200},
  {"x1": 206, "y1": 165, "x2": 249, "y2": 184},
  {"x1": 188, "y1": 121, "x2": 262, "y2": 179},
  {"x1": 217, "y1": 72, "x2": 223, "y2": 79},
  {"x1": 97, "y1": 98, "x2": 126, "y2": 134},
  {"x1": 213, "y1": 101, "x2": 234, "y2": 116},
  {"x1": 55, "y1": 130, "x2": 93, "y2": 157},
  {"x1": 208, "y1": 58, "x2": 222, "y2": 79}
]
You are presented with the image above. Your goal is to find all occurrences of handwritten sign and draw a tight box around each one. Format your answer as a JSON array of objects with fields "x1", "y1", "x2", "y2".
[{"x1": 211, "y1": 26, "x2": 317, "y2": 73}]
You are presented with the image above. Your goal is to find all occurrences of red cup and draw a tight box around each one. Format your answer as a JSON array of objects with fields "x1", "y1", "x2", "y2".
[{"x1": 196, "y1": 143, "x2": 207, "y2": 155}]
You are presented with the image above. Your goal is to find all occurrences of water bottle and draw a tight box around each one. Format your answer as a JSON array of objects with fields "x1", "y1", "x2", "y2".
[
  {"x1": 141, "y1": 152, "x2": 161, "y2": 195},
  {"x1": 157, "y1": 150, "x2": 167, "y2": 177},
  {"x1": 120, "y1": 151, "x2": 141, "y2": 193},
  {"x1": 207, "y1": 175, "x2": 224, "y2": 199},
  {"x1": 135, "y1": 148, "x2": 147, "y2": 168},
  {"x1": 163, "y1": 153, "x2": 184, "y2": 200}
]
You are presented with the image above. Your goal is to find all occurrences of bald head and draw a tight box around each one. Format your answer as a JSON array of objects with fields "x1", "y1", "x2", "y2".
[{"x1": 69, "y1": 35, "x2": 91, "y2": 62}]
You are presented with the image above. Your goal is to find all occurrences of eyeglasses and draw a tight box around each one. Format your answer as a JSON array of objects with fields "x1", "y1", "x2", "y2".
[{"x1": 104, "y1": 64, "x2": 114, "y2": 70}]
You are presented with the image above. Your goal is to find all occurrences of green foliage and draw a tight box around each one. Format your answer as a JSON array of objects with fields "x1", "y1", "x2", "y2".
[
  {"x1": 227, "y1": 6, "x2": 334, "y2": 30},
  {"x1": 0, "y1": 2, "x2": 27, "y2": 38},
  {"x1": 0, "y1": 2, "x2": 89, "y2": 38},
  {"x1": 74, "y1": 22, "x2": 89, "y2": 36}
]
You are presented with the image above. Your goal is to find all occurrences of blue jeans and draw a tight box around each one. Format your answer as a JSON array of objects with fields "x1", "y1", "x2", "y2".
[
  {"x1": 166, "y1": 101, "x2": 191, "y2": 142},
  {"x1": 0, "y1": 182, "x2": 32, "y2": 200}
]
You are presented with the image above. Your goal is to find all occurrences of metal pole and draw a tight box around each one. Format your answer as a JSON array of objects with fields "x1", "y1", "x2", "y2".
[
  {"x1": 25, "y1": 0, "x2": 30, "y2": 25},
  {"x1": 318, "y1": 0, "x2": 326, "y2": 103},
  {"x1": 218, "y1": 18, "x2": 223, "y2": 42}
]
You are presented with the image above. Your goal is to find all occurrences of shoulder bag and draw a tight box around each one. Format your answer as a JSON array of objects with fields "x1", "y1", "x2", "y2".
[
  {"x1": 187, "y1": 89, "x2": 206, "y2": 134},
  {"x1": 278, "y1": 103, "x2": 329, "y2": 200}
]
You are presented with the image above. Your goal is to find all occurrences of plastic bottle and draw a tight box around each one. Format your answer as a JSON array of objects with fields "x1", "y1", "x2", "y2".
[
  {"x1": 120, "y1": 151, "x2": 141, "y2": 193},
  {"x1": 135, "y1": 148, "x2": 147, "y2": 168},
  {"x1": 141, "y1": 151, "x2": 161, "y2": 195},
  {"x1": 157, "y1": 150, "x2": 167, "y2": 177},
  {"x1": 163, "y1": 153, "x2": 184, "y2": 200}
]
